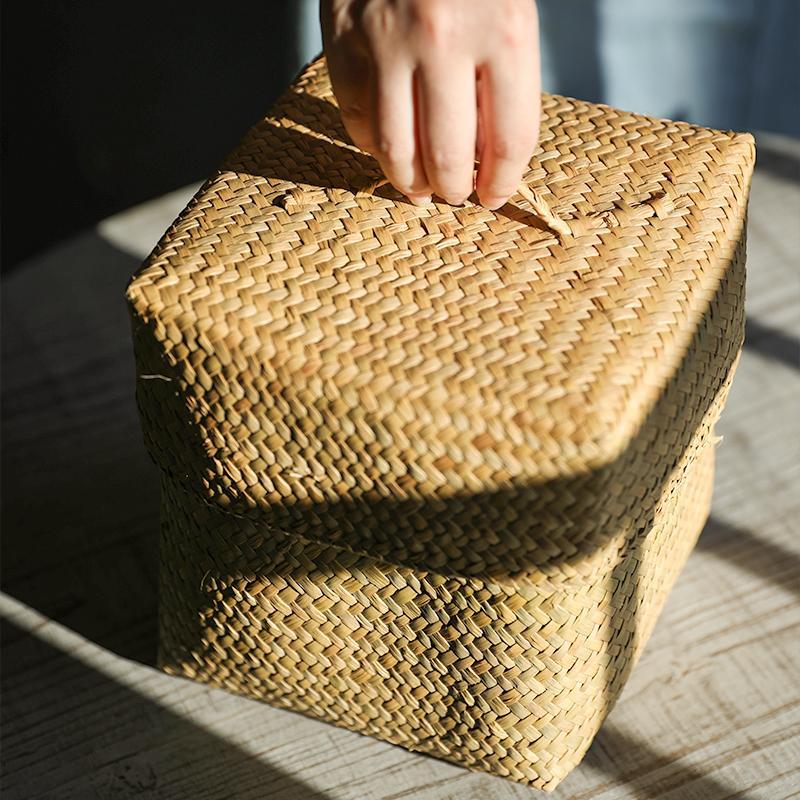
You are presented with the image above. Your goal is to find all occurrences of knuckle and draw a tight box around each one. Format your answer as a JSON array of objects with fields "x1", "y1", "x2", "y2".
[
  {"x1": 428, "y1": 147, "x2": 462, "y2": 174},
  {"x1": 500, "y1": 25, "x2": 524, "y2": 50},
  {"x1": 410, "y1": 0, "x2": 454, "y2": 45},
  {"x1": 497, "y1": 2, "x2": 531, "y2": 47},
  {"x1": 377, "y1": 138, "x2": 414, "y2": 165},
  {"x1": 340, "y1": 102, "x2": 368, "y2": 122},
  {"x1": 489, "y1": 136, "x2": 528, "y2": 163},
  {"x1": 362, "y1": 2, "x2": 395, "y2": 38}
]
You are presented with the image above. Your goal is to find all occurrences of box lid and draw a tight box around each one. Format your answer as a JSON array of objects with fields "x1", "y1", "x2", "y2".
[{"x1": 127, "y1": 58, "x2": 753, "y2": 569}]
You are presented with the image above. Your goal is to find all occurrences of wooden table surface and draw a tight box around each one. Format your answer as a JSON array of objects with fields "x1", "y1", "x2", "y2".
[{"x1": 2, "y1": 134, "x2": 799, "y2": 800}]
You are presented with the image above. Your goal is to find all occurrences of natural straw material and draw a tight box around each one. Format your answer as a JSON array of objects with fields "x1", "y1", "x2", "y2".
[{"x1": 127, "y1": 57, "x2": 754, "y2": 789}]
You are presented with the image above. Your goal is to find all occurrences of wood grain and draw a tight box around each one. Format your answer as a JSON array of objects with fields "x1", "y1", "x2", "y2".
[{"x1": 2, "y1": 134, "x2": 798, "y2": 800}]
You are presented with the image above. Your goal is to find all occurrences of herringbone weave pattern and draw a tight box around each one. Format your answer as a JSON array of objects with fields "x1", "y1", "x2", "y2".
[{"x1": 127, "y1": 58, "x2": 754, "y2": 789}]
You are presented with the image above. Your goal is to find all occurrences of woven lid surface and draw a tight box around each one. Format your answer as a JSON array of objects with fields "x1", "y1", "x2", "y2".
[{"x1": 128, "y1": 57, "x2": 754, "y2": 548}]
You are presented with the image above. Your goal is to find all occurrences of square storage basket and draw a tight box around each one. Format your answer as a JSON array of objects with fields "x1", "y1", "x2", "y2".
[{"x1": 127, "y1": 58, "x2": 754, "y2": 789}]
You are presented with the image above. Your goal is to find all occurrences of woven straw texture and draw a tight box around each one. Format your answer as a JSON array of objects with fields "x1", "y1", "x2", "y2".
[{"x1": 127, "y1": 58, "x2": 754, "y2": 789}]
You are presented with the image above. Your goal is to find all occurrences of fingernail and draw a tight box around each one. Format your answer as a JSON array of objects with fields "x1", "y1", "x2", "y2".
[
  {"x1": 483, "y1": 197, "x2": 508, "y2": 211},
  {"x1": 408, "y1": 194, "x2": 432, "y2": 206},
  {"x1": 444, "y1": 195, "x2": 468, "y2": 207}
]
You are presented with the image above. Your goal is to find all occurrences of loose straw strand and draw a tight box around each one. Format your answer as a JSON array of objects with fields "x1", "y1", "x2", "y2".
[{"x1": 515, "y1": 182, "x2": 572, "y2": 237}]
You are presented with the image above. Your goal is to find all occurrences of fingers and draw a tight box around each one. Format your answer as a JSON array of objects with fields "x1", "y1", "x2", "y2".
[
  {"x1": 333, "y1": 49, "x2": 539, "y2": 212},
  {"x1": 417, "y1": 58, "x2": 478, "y2": 205},
  {"x1": 475, "y1": 53, "x2": 540, "y2": 210},
  {"x1": 323, "y1": 0, "x2": 542, "y2": 210},
  {"x1": 372, "y1": 63, "x2": 431, "y2": 205}
]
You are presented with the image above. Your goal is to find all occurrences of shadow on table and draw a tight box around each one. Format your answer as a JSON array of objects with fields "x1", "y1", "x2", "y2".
[
  {"x1": 0, "y1": 620, "x2": 332, "y2": 800},
  {"x1": 697, "y1": 517, "x2": 800, "y2": 600},
  {"x1": 583, "y1": 726, "x2": 757, "y2": 800},
  {"x1": 744, "y1": 317, "x2": 800, "y2": 370},
  {"x1": 753, "y1": 139, "x2": 800, "y2": 185},
  {"x1": 1, "y1": 234, "x2": 162, "y2": 665}
]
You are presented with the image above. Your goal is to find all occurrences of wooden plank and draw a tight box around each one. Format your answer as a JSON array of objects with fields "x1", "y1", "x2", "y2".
[{"x1": 2, "y1": 134, "x2": 799, "y2": 800}]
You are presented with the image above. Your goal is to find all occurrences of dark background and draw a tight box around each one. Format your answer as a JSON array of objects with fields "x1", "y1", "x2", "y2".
[{"x1": 1, "y1": 2, "x2": 310, "y2": 270}]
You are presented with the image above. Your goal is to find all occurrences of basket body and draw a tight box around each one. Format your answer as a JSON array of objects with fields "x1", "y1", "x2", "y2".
[{"x1": 127, "y1": 58, "x2": 753, "y2": 789}]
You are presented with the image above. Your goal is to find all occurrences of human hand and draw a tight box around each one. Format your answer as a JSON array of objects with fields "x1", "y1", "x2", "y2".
[{"x1": 320, "y1": 0, "x2": 541, "y2": 209}]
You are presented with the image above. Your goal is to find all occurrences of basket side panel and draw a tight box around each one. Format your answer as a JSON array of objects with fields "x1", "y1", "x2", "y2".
[{"x1": 156, "y1": 415, "x2": 719, "y2": 790}]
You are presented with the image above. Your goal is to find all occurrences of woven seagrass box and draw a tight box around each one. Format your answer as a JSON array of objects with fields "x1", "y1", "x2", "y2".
[{"x1": 127, "y1": 58, "x2": 754, "y2": 789}]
